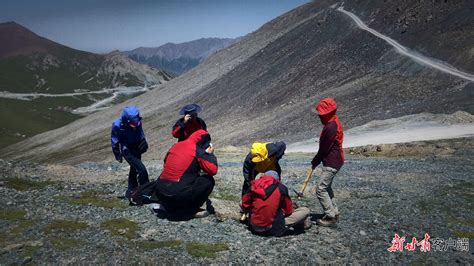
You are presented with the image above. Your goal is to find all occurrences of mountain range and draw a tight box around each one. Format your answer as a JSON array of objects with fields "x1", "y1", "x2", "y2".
[
  {"x1": 0, "y1": 22, "x2": 172, "y2": 148},
  {"x1": 2, "y1": 0, "x2": 473, "y2": 163},
  {"x1": 125, "y1": 38, "x2": 238, "y2": 75}
]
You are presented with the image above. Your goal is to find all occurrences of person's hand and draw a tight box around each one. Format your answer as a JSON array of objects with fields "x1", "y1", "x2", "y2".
[
  {"x1": 184, "y1": 114, "x2": 192, "y2": 123},
  {"x1": 311, "y1": 157, "x2": 318, "y2": 169},
  {"x1": 206, "y1": 144, "x2": 214, "y2": 154},
  {"x1": 115, "y1": 155, "x2": 123, "y2": 163}
]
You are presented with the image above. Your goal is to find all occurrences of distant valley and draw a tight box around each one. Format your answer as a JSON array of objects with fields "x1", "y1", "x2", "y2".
[{"x1": 0, "y1": 22, "x2": 172, "y2": 148}]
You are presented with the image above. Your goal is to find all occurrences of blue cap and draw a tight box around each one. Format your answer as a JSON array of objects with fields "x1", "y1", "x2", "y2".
[{"x1": 179, "y1": 103, "x2": 202, "y2": 115}]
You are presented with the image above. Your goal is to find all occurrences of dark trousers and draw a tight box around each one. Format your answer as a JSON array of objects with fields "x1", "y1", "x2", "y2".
[
  {"x1": 123, "y1": 148, "x2": 149, "y2": 194},
  {"x1": 156, "y1": 174, "x2": 215, "y2": 213}
]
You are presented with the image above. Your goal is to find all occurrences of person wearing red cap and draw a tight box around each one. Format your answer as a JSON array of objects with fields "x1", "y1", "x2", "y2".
[{"x1": 311, "y1": 98, "x2": 344, "y2": 227}]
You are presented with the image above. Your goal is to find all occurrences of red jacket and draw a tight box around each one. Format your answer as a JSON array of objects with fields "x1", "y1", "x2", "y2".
[
  {"x1": 171, "y1": 117, "x2": 207, "y2": 141},
  {"x1": 312, "y1": 114, "x2": 344, "y2": 170},
  {"x1": 159, "y1": 130, "x2": 217, "y2": 193},
  {"x1": 242, "y1": 175, "x2": 293, "y2": 236}
]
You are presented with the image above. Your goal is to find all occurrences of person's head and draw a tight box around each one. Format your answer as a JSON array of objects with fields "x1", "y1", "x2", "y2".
[
  {"x1": 251, "y1": 142, "x2": 269, "y2": 163},
  {"x1": 264, "y1": 170, "x2": 280, "y2": 181},
  {"x1": 316, "y1": 98, "x2": 337, "y2": 125},
  {"x1": 179, "y1": 104, "x2": 202, "y2": 118},
  {"x1": 121, "y1": 106, "x2": 142, "y2": 128}
]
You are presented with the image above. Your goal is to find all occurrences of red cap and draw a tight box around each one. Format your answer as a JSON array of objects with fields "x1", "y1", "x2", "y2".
[{"x1": 316, "y1": 98, "x2": 337, "y2": 115}]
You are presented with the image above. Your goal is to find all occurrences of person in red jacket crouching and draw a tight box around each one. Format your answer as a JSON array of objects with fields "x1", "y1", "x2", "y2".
[
  {"x1": 154, "y1": 129, "x2": 217, "y2": 219},
  {"x1": 242, "y1": 170, "x2": 311, "y2": 236}
]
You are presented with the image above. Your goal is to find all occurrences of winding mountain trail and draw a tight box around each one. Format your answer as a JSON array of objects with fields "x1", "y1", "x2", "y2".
[{"x1": 336, "y1": 6, "x2": 474, "y2": 82}]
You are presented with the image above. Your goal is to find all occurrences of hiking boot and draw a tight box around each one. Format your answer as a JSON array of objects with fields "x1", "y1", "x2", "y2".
[
  {"x1": 316, "y1": 215, "x2": 337, "y2": 227},
  {"x1": 194, "y1": 210, "x2": 209, "y2": 218},
  {"x1": 205, "y1": 199, "x2": 215, "y2": 215}
]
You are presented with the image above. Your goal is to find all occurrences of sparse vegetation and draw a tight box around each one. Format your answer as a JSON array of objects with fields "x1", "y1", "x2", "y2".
[
  {"x1": 11, "y1": 220, "x2": 35, "y2": 234},
  {"x1": 0, "y1": 208, "x2": 26, "y2": 220},
  {"x1": 0, "y1": 177, "x2": 54, "y2": 191},
  {"x1": 101, "y1": 218, "x2": 139, "y2": 240},
  {"x1": 186, "y1": 242, "x2": 229, "y2": 258},
  {"x1": 134, "y1": 240, "x2": 183, "y2": 250},
  {"x1": 57, "y1": 190, "x2": 127, "y2": 209},
  {"x1": 48, "y1": 237, "x2": 84, "y2": 251},
  {"x1": 44, "y1": 219, "x2": 89, "y2": 234},
  {"x1": 453, "y1": 231, "x2": 474, "y2": 239}
]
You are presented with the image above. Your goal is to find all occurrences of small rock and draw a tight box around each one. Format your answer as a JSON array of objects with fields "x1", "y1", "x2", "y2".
[
  {"x1": 21, "y1": 256, "x2": 32, "y2": 265},
  {"x1": 0, "y1": 181, "x2": 4, "y2": 186},
  {"x1": 118, "y1": 229, "x2": 127, "y2": 235},
  {"x1": 25, "y1": 241, "x2": 43, "y2": 247},
  {"x1": 359, "y1": 230, "x2": 367, "y2": 236},
  {"x1": 7, "y1": 201, "x2": 13, "y2": 206},
  {"x1": 4, "y1": 243, "x2": 24, "y2": 252}
]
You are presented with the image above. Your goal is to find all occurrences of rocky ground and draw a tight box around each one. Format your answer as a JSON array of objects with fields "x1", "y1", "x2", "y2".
[{"x1": 0, "y1": 138, "x2": 473, "y2": 264}]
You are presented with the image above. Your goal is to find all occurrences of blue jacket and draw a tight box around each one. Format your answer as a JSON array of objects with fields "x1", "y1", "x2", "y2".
[{"x1": 111, "y1": 106, "x2": 146, "y2": 160}]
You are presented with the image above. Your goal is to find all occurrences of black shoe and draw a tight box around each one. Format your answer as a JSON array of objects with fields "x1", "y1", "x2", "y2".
[{"x1": 206, "y1": 199, "x2": 215, "y2": 215}]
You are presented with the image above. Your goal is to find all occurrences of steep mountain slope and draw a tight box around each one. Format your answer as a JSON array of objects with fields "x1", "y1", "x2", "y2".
[
  {"x1": 2, "y1": 0, "x2": 473, "y2": 164},
  {"x1": 0, "y1": 22, "x2": 172, "y2": 148},
  {"x1": 126, "y1": 38, "x2": 238, "y2": 75}
]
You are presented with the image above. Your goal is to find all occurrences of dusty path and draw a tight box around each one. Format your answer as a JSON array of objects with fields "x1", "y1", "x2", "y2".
[
  {"x1": 287, "y1": 112, "x2": 474, "y2": 153},
  {"x1": 336, "y1": 6, "x2": 474, "y2": 82}
]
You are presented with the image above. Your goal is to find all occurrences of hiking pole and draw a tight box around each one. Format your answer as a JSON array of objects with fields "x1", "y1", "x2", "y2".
[{"x1": 294, "y1": 167, "x2": 314, "y2": 198}]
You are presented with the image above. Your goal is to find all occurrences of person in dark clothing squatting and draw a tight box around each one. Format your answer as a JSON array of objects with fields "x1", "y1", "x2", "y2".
[
  {"x1": 311, "y1": 98, "x2": 344, "y2": 227},
  {"x1": 172, "y1": 103, "x2": 207, "y2": 141},
  {"x1": 240, "y1": 141, "x2": 286, "y2": 221},
  {"x1": 111, "y1": 106, "x2": 149, "y2": 199},
  {"x1": 154, "y1": 129, "x2": 217, "y2": 219}
]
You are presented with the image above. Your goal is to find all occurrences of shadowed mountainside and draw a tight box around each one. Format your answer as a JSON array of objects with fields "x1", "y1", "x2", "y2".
[
  {"x1": 126, "y1": 38, "x2": 238, "y2": 75},
  {"x1": 2, "y1": 0, "x2": 473, "y2": 164}
]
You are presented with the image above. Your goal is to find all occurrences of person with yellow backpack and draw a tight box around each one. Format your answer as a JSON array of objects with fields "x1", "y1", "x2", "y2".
[{"x1": 240, "y1": 141, "x2": 286, "y2": 221}]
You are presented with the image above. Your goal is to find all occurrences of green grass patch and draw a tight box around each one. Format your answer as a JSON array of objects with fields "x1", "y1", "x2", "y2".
[
  {"x1": 211, "y1": 192, "x2": 240, "y2": 202},
  {"x1": 48, "y1": 236, "x2": 84, "y2": 251},
  {"x1": 21, "y1": 245, "x2": 40, "y2": 258},
  {"x1": 0, "y1": 177, "x2": 54, "y2": 191},
  {"x1": 0, "y1": 208, "x2": 26, "y2": 220},
  {"x1": 44, "y1": 219, "x2": 88, "y2": 234},
  {"x1": 453, "y1": 230, "x2": 474, "y2": 239},
  {"x1": 101, "y1": 218, "x2": 139, "y2": 240},
  {"x1": 186, "y1": 242, "x2": 229, "y2": 259},
  {"x1": 57, "y1": 190, "x2": 127, "y2": 209},
  {"x1": 134, "y1": 240, "x2": 183, "y2": 250},
  {"x1": 11, "y1": 220, "x2": 35, "y2": 234},
  {"x1": 447, "y1": 216, "x2": 474, "y2": 227}
]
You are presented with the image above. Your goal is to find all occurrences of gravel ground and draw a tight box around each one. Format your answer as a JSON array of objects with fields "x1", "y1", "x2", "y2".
[{"x1": 0, "y1": 138, "x2": 473, "y2": 264}]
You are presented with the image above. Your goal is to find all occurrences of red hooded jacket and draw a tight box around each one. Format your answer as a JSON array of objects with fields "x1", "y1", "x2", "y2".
[
  {"x1": 242, "y1": 175, "x2": 293, "y2": 236},
  {"x1": 159, "y1": 130, "x2": 218, "y2": 194},
  {"x1": 312, "y1": 114, "x2": 344, "y2": 170}
]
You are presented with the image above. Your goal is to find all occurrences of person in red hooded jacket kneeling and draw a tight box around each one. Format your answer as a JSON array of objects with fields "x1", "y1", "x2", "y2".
[
  {"x1": 154, "y1": 129, "x2": 217, "y2": 219},
  {"x1": 242, "y1": 170, "x2": 311, "y2": 236},
  {"x1": 311, "y1": 98, "x2": 344, "y2": 227}
]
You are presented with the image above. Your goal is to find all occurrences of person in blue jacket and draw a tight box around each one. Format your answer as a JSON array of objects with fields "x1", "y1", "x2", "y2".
[{"x1": 111, "y1": 106, "x2": 150, "y2": 198}]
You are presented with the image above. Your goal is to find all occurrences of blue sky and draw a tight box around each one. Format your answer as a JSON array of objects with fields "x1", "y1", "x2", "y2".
[{"x1": 0, "y1": 0, "x2": 310, "y2": 53}]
